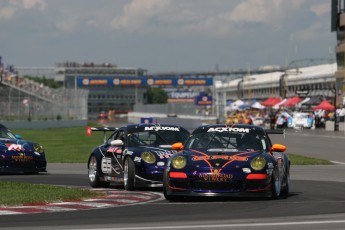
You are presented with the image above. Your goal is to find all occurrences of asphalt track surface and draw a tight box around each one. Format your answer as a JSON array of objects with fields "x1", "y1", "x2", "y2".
[{"x1": 1, "y1": 128, "x2": 345, "y2": 230}]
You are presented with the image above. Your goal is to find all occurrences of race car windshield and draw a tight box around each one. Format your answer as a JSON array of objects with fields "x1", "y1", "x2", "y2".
[
  {"x1": 128, "y1": 129, "x2": 189, "y2": 147},
  {"x1": 185, "y1": 131, "x2": 268, "y2": 152},
  {"x1": 0, "y1": 125, "x2": 17, "y2": 139}
]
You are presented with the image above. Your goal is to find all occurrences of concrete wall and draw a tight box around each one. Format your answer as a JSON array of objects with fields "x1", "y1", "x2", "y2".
[{"x1": 0, "y1": 120, "x2": 88, "y2": 130}]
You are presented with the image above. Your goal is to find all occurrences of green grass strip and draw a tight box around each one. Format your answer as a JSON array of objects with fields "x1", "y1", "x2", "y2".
[
  {"x1": 0, "y1": 181, "x2": 101, "y2": 206},
  {"x1": 12, "y1": 125, "x2": 335, "y2": 165},
  {"x1": 288, "y1": 153, "x2": 333, "y2": 165},
  {"x1": 13, "y1": 125, "x2": 105, "y2": 163}
]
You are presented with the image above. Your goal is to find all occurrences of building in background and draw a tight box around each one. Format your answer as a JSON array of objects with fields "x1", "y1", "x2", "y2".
[
  {"x1": 332, "y1": 0, "x2": 345, "y2": 106},
  {"x1": 56, "y1": 62, "x2": 148, "y2": 117}
]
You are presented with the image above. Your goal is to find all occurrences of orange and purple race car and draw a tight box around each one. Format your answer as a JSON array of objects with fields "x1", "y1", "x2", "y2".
[{"x1": 163, "y1": 124, "x2": 289, "y2": 200}]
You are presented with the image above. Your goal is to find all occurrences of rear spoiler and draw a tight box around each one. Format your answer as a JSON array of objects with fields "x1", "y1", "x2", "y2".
[
  {"x1": 265, "y1": 129, "x2": 285, "y2": 138},
  {"x1": 86, "y1": 127, "x2": 118, "y2": 143}
]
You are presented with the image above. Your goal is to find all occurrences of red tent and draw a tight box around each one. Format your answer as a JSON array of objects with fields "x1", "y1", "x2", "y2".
[
  {"x1": 261, "y1": 97, "x2": 281, "y2": 107},
  {"x1": 280, "y1": 96, "x2": 302, "y2": 107},
  {"x1": 312, "y1": 99, "x2": 335, "y2": 111}
]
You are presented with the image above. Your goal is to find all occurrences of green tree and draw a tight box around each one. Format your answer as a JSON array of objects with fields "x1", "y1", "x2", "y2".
[
  {"x1": 25, "y1": 75, "x2": 62, "y2": 89},
  {"x1": 147, "y1": 87, "x2": 168, "y2": 104}
]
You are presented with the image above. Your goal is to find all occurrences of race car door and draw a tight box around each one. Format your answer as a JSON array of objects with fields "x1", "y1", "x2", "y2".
[{"x1": 104, "y1": 129, "x2": 125, "y2": 178}]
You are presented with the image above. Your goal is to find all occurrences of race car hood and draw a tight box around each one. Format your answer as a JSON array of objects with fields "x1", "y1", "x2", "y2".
[
  {"x1": 0, "y1": 139, "x2": 37, "y2": 154},
  {"x1": 183, "y1": 149, "x2": 265, "y2": 169},
  {"x1": 129, "y1": 146, "x2": 178, "y2": 161}
]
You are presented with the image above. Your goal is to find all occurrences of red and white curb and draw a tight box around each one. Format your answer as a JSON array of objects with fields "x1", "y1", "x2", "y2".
[{"x1": 0, "y1": 189, "x2": 163, "y2": 215}]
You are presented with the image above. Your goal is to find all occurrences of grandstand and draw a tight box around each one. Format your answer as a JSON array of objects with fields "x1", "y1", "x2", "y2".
[{"x1": 0, "y1": 57, "x2": 88, "y2": 121}]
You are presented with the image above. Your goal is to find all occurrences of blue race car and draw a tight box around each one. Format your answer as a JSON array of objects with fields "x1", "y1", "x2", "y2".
[
  {"x1": 0, "y1": 124, "x2": 47, "y2": 173},
  {"x1": 163, "y1": 124, "x2": 289, "y2": 200},
  {"x1": 87, "y1": 124, "x2": 190, "y2": 190}
]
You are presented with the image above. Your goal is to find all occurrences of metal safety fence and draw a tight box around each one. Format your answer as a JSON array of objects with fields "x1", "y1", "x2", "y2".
[{"x1": 0, "y1": 78, "x2": 88, "y2": 121}]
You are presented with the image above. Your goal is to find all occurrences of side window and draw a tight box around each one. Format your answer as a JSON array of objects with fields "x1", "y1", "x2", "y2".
[
  {"x1": 117, "y1": 131, "x2": 125, "y2": 142},
  {"x1": 107, "y1": 131, "x2": 119, "y2": 144}
]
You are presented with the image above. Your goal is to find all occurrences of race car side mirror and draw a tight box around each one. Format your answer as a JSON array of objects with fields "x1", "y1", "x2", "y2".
[
  {"x1": 171, "y1": 142, "x2": 183, "y2": 151},
  {"x1": 271, "y1": 144, "x2": 286, "y2": 152},
  {"x1": 110, "y1": 140, "x2": 124, "y2": 146}
]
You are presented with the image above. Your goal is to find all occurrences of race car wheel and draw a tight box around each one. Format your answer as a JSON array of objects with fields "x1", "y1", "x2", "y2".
[
  {"x1": 88, "y1": 155, "x2": 109, "y2": 188},
  {"x1": 281, "y1": 168, "x2": 290, "y2": 197},
  {"x1": 163, "y1": 186, "x2": 177, "y2": 201},
  {"x1": 163, "y1": 170, "x2": 181, "y2": 202},
  {"x1": 271, "y1": 167, "x2": 281, "y2": 199},
  {"x1": 124, "y1": 157, "x2": 135, "y2": 191}
]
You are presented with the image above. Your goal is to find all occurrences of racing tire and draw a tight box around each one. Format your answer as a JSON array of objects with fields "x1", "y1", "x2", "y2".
[
  {"x1": 124, "y1": 157, "x2": 135, "y2": 191},
  {"x1": 163, "y1": 171, "x2": 182, "y2": 202},
  {"x1": 88, "y1": 155, "x2": 110, "y2": 188},
  {"x1": 163, "y1": 186, "x2": 179, "y2": 202},
  {"x1": 270, "y1": 167, "x2": 281, "y2": 199},
  {"x1": 280, "y1": 168, "x2": 290, "y2": 198}
]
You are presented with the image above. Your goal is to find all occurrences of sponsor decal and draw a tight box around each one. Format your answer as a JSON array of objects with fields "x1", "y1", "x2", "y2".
[
  {"x1": 192, "y1": 155, "x2": 248, "y2": 161},
  {"x1": 207, "y1": 127, "x2": 250, "y2": 133},
  {"x1": 134, "y1": 157, "x2": 141, "y2": 162},
  {"x1": 198, "y1": 172, "x2": 233, "y2": 182},
  {"x1": 107, "y1": 147, "x2": 122, "y2": 154},
  {"x1": 12, "y1": 153, "x2": 33, "y2": 162},
  {"x1": 6, "y1": 144, "x2": 25, "y2": 151},
  {"x1": 153, "y1": 150, "x2": 174, "y2": 159},
  {"x1": 144, "y1": 126, "x2": 180, "y2": 131},
  {"x1": 157, "y1": 161, "x2": 165, "y2": 166}
]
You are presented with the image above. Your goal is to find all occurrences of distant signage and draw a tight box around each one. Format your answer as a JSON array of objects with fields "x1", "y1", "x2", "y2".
[
  {"x1": 295, "y1": 90, "x2": 309, "y2": 96},
  {"x1": 195, "y1": 93, "x2": 213, "y2": 106},
  {"x1": 77, "y1": 76, "x2": 213, "y2": 87},
  {"x1": 140, "y1": 117, "x2": 153, "y2": 124},
  {"x1": 168, "y1": 91, "x2": 199, "y2": 103}
]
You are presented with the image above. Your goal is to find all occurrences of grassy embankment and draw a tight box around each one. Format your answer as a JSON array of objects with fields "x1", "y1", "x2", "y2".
[
  {"x1": 0, "y1": 125, "x2": 332, "y2": 207},
  {"x1": 12, "y1": 125, "x2": 334, "y2": 164}
]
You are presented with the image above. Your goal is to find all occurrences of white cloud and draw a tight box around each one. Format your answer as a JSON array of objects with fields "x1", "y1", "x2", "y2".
[
  {"x1": 108, "y1": 0, "x2": 312, "y2": 37},
  {"x1": 22, "y1": 0, "x2": 47, "y2": 11},
  {"x1": 54, "y1": 14, "x2": 78, "y2": 34},
  {"x1": 226, "y1": 0, "x2": 308, "y2": 25},
  {"x1": 110, "y1": 0, "x2": 171, "y2": 30},
  {"x1": 0, "y1": 6, "x2": 17, "y2": 20},
  {"x1": 310, "y1": 3, "x2": 329, "y2": 17},
  {"x1": 295, "y1": 22, "x2": 327, "y2": 41},
  {"x1": 0, "y1": 0, "x2": 46, "y2": 20}
]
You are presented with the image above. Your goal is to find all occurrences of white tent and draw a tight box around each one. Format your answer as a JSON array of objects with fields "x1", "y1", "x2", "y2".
[
  {"x1": 229, "y1": 99, "x2": 244, "y2": 111},
  {"x1": 251, "y1": 101, "x2": 265, "y2": 109}
]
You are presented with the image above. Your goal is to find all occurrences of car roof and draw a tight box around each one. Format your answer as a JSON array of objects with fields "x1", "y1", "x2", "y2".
[
  {"x1": 122, "y1": 123, "x2": 189, "y2": 131},
  {"x1": 192, "y1": 124, "x2": 265, "y2": 134}
]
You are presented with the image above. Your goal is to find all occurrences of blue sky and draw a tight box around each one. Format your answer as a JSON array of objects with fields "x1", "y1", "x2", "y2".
[{"x1": 0, "y1": 0, "x2": 336, "y2": 73}]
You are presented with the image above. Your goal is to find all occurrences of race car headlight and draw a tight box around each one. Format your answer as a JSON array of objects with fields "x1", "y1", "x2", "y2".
[
  {"x1": 250, "y1": 156, "x2": 266, "y2": 171},
  {"x1": 171, "y1": 156, "x2": 187, "y2": 169},
  {"x1": 141, "y1": 152, "x2": 156, "y2": 164},
  {"x1": 34, "y1": 143, "x2": 44, "y2": 154}
]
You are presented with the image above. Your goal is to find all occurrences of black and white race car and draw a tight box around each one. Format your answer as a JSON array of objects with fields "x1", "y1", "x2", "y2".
[{"x1": 87, "y1": 123, "x2": 190, "y2": 190}]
